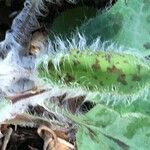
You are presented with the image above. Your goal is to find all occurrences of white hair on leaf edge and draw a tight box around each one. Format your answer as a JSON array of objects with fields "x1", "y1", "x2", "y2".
[
  {"x1": 0, "y1": 91, "x2": 51, "y2": 123},
  {"x1": 0, "y1": 0, "x2": 149, "y2": 124},
  {"x1": 0, "y1": 78, "x2": 149, "y2": 123},
  {"x1": 37, "y1": 33, "x2": 145, "y2": 61},
  {"x1": 35, "y1": 33, "x2": 148, "y2": 79}
]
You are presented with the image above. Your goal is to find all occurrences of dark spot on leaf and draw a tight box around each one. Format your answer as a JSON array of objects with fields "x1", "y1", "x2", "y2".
[
  {"x1": 146, "y1": 133, "x2": 150, "y2": 137},
  {"x1": 132, "y1": 74, "x2": 141, "y2": 81},
  {"x1": 48, "y1": 61, "x2": 54, "y2": 69},
  {"x1": 130, "y1": 16, "x2": 133, "y2": 21},
  {"x1": 99, "y1": 81, "x2": 104, "y2": 86},
  {"x1": 124, "y1": 117, "x2": 150, "y2": 139},
  {"x1": 92, "y1": 58, "x2": 101, "y2": 70},
  {"x1": 117, "y1": 74, "x2": 128, "y2": 85},
  {"x1": 73, "y1": 59, "x2": 80, "y2": 66},
  {"x1": 105, "y1": 53, "x2": 112, "y2": 63},
  {"x1": 57, "y1": 74, "x2": 61, "y2": 80},
  {"x1": 88, "y1": 85, "x2": 94, "y2": 90},
  {"x1": 93, "y1": 75, "x2": 98, "y2": 80},
  {"x1": 130, "y1": 85, "x2": 134, "y2": 89},
  {"x1": 145, "y1": 55, "x2": 150, "y2": 60},
  {"x1": 28, "y1": 105, "x2": 57, "y2": 120},
  {"x1": 63, "y1": 73, "x2": 75, "y2": 83},
  {"x1": 146, "y1": 15, "x2": 150, "y2": 23},
  {"x1": 143, "y1": 42, "x2": 150, "y2": 49},
  {"x1": 137, "y1": 65, "x2": 141, "y2": 73},
  {"x1": 59, "y1": 57, "x2": 64, "y2": 68},
  {"x1": 143, "y1": 0, "x2": 149, "y2": 4},
  {"x1": 123, "y1": 60, "x2": 129, "y2": 64},
  {"x1": 107, "y1": 65, "x2": 123, "y2": 74}
]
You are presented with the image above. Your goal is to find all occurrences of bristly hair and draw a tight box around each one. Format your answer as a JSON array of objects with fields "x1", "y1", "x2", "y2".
[
  {"x1": 35, "y1": 33, "x2": 146, "y2": 68},
  {"x1": 0, "y1": 0, "x2": 149, "y2": 126}
]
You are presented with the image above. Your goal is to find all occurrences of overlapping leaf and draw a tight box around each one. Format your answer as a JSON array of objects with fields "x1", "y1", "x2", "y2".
[
  {"x1": 80, "y1": 0, "x2": 150, "y2": 56},
  {"x1": 76, "y1": 104, "x2": 150, "y2": 150}
]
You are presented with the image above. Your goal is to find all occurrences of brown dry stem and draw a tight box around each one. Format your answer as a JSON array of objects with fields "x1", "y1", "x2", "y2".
[
  {"x1": 1, "y1": 127, "x2": 13, "y2": 150},
  {"x1": 37, "y1": 125, "x2": 75, "y2": 150}
]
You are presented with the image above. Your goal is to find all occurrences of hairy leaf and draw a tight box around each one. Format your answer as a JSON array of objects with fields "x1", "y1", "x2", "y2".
[
  {"x1": 38, "y1": 50, "x2": 150, "y2": 93},
  {"x1": 80, "y1": 0, "x2": 150, "y2": 56}
]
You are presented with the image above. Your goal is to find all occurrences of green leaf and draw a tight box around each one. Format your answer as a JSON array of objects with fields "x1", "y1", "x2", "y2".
[
  {"x1": 38, "y1": 50, "x2": 150, "y2": 94},
  {"x1": 76, "y1": 104, "x2": 150, "y2": 150},
  {"x1": 105, "y1": 113, "x2": 150, "y2": 150},
  {"x1": 50, "y1": 6, "x2": 97, "y2": 38},
  {"x1": 91, "y1": 86, "x2": 150, "y2": 115},
  {"x1": 114, "y1": 97, "x2": 150, "y2": 115},
  {"x1": 76, "y1": 127, "x2": 124, "y2": 150},
  {"x1": 80, "y1": 0, "x2": 150, "y2": 56},
  {"x1": 80, "y1": 104, "x2": 119, "y2": 127}
]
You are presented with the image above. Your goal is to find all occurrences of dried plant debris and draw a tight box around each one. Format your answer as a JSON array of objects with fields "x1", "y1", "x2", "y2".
[
  {"x1": 0, "y1": 124, "x2": 76, "y2": 150},
  {"x1": 0, "y1": 104, "x2": 77, "y2": 149},
  {"x1": 0, "y1": 125, "x2": 44, "y2": 150},
  {"x1": 37, "y1": 125, "x2": 75, "y2": 150}
]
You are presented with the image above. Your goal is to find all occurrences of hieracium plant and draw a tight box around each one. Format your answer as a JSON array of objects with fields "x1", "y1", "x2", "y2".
[{"x1": 0, "y1": 0, "x2": 150, "y2": 149}]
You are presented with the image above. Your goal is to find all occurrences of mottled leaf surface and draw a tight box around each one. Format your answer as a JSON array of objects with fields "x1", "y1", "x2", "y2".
[
  {"x1": 76, "y1": 104, "x2": 150, "y2": 150},
  {"x1": 80, "y1": 0, "x2": 150, "y2": 55}
]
